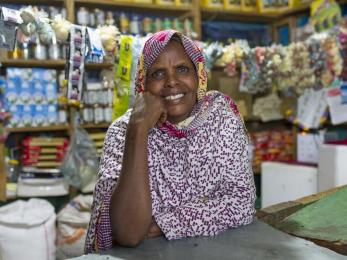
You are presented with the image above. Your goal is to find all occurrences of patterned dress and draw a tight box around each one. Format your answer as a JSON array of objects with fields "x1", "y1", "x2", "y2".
[{"x1": 85, "y1": 30, "x2": 256, "y2": 253}]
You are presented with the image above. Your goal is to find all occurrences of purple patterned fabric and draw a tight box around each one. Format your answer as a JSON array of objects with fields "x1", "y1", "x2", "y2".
[{"x1": 85, "y1": 31, "x2": 256, "y2": 253}]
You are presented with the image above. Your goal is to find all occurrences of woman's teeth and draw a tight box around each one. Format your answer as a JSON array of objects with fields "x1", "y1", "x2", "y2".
[{"x1": 165, "y1": 94, "x2": 184, "y2": 101}]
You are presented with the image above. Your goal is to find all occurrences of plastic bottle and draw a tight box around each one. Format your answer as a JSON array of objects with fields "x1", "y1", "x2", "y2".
[{"x1": 7, "y1": 159, "x2": 19, "y2": 183}]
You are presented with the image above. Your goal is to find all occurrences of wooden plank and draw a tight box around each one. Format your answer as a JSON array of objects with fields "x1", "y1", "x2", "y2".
[
  {"x1": 192, "y1": 0, "x2": 201, "y2": 39},
  {"x1": 1, "y1": 0, "x2": 63, "y2": 5},
  {"x1": 75, "y1": 0, "x2": 191, "y2": 12},
  {"x1": 82, "y1": 123, "x2": 110, "y2": 129},
  {"x1": 7, "y1": 125, "x2": 69, "y2": 133},
  {"x1": 257, "y1": 185, "x2": 347, "y2": 256},
  {"x1": 65, "y1": 0, "x2": 75, "y2": 23},
  {"x1": 1, "y1": 59, "x2": 113, "y2": 70}
]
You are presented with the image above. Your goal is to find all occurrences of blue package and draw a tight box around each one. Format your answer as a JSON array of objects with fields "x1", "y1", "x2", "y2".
[
  {"x1": 45, "y1": 83, "x2": 58, "y2": 104},
  {"x1": 20, "y1": 80, "x2": 32, "y2": 104},
  {"x1": 8, "y1": 104, "x2": 23, "y2": 127},
  {"x1": 47, "y1": 104, "x2": 58, "y2": 125},
  {"x1": 22, "y1": 104, "x2": 34, "y2": 127},
  {"x1": 33, "y1": 104, "x2": 47, "y2": 126},
  {"x1": 32, "y1": 80, "x2": 46, "y2": 104}
]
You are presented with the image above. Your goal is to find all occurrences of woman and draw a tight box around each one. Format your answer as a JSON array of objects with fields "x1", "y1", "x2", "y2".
[{"x1": 85, "y1": 30, "x2": 256, "y2": 253}]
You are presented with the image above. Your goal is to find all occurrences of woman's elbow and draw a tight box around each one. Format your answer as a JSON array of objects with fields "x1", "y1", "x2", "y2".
[{"x1": 114, "y1": 234, "x2": 144, "y2": 247}]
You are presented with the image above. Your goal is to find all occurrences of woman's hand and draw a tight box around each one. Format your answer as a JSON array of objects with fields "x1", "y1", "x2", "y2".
[
  {"x1": 129, "y1": 92, "x2": 167, "y2": 130},
  {"x1": 146, "y1": 218, "x2": 163, "y2": 239}
]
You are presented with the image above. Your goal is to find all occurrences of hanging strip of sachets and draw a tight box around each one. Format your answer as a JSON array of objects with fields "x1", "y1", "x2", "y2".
[
  {"x1": 0, "y1": 7, "x2": 22, "y2": 51},
  {"x1": 66, "y1": 25, "x2": 86, "y2": 106}
]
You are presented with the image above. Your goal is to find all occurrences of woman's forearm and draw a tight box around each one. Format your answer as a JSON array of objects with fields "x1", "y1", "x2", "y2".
[{"x1": 110, "y1": 122, "x2": 152, "y2": 246}]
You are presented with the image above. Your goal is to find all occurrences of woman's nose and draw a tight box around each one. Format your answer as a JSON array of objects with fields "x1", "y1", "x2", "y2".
[{"x1": 165, "y1": 71, "x2": 179, "y2": 88}]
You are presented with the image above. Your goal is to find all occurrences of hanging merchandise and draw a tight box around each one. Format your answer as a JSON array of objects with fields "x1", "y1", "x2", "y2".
[
  {"x1": 51, "y1": 14, "x2": 72, "y2": 43},
  {"x1": 252, "y1": 92, "x2": 283, "y2": 122},
  {"x1": 202, "y1": 42, "x2": 224, "y2": 72},
  {"x1": 86, "y1": 27, "x2": 105, "y2": 63},
  {"x1": 215, "y1": 41, "x2": 248, "y2": 76},
  {"x1": 326, "y1": 86, "x2": 347, "y2": 125},
  {"x1": 66, "y1": 25, "x2": 87, "y2": 105},
  {"x1": 310, "y1": 0, "x2": 341, "y2": 33},
  {"x1": 60, "y1": 115, "x2": 99, "y2": 190},
  {"x1": 296, "y1": 88, "x2": 328, "y2": 130},
  {"x1": 339, "y1": 18, "x2": 347, "y2": 80},
  {"x1": 0, "y1": 7, "x2": 21, "y2": 51},
  {"x1": 129, "y1": 36, "x2": 147, "y2": 107},
  {"x1": 113, "y1": 35, "x2": 133, "y2": 119},
  {"x1": 19, "y1": 6, "x2": 54, "y2": 44},
  {"x1": 96, "y1": 25, "x2": 120, "y2": 58}
]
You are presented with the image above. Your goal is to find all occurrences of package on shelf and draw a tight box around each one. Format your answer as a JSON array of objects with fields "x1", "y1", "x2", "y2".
[
  {"x1": 251, "y1": 130, "x2": 294, "y2": 173},
  {"x1": 223, "y1": 0, "x2": 242, "y2": 11},
  {"x1": 134, "y1": 0, "x2": 153, "y2": 3},
  {"x1": 89, "y1": 132, "x2": 106, "y2": 157},
  {"x1": 176, "y1": 0, "x2": 193, "y2": 6},
  {"x1": 21, "y1": 137, "x2": 69, "y2": 168},
  {"x1": 242, "y1": 0, "x2": 257, "y2": 11},
  {"x1": 0, "y1": 7, "x2": 21, "y2": 51},
  {"x1": 256, "y1": 0, "x2": 295, "y2": 13},
  {"x1": 154, "y1": 0, "x2": 176, "y2": 5},
  {"x1": 4, "y1": 68, "x2": 62, "y2": 127},
  {"x1": 200, "y1": 0, "x2": 224, "y2": 8}
]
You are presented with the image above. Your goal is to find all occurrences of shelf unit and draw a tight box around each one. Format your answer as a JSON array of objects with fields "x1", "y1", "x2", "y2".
[
  {"x1": 1, "y1": 0, "x2": 344, "y2": 200},
  {"x1": 0, "y1": 59, "x2": 113, "y2": 69}
]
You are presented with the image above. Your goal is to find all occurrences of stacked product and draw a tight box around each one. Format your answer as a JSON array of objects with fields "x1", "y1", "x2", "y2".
[
  {"x1": 76, "y1": 7, "x2": 194, "y2": 37},
  {"x1": 82, "y1": 76, "x2": 114, "y2": 124},
  {"x1": 17, "y1": 136, "x2": 69, "y2": 197},
  {"x1": 21, "y1": 137, "x2": 69, "y2": 168},
  {"x1": 89, "y1": 132, "x2": 106, "y2": 157},
  {"x1": 251, "y1": 130, "x2": 294, "y2": 173},
  {"x1": 5, "y1": 68, "x2": 66, "y2": 128},
  {"x1": 4, "y1": 4, "x2": 67, "y2": 60}
]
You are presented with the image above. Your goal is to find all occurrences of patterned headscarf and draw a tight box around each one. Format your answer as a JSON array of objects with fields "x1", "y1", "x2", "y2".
[{"x1": 135, "y1": 30, "x2": 207, "y2": 100}]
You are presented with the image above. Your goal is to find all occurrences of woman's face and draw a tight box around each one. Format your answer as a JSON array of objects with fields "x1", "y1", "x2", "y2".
[{"x1": 146, "y1": 40, "x2": 198, "y2": 124}]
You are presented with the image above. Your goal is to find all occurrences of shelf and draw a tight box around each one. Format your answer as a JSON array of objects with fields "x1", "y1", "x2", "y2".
[
  {"x1": 7, "y1": 125, "x2": 69, "y2": 133},
  {"x1": 75, "y1": 0, "x2": 192, "y2": 13},
  {"x1": 1, "y1": 0, "x2": 64, "y2": 5},
  {"x1": 201, "y1": 8, "x2": 277, "y2": 23},
  {"x1": 0, "y1": 59, "x2": 113, "y2": 70},
  {"x1": 82, "y1": 123, "x2": 110, "y2": 129}
]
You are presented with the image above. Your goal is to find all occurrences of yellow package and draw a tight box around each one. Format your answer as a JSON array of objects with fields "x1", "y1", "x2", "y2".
[
  {"x1": 175, "y1": 0, "x2": 193, "y2": 6},
  {"x1": 154, "y1": 0, "x2": 175, "y2": 5},
  {"x1": 242, "y1": 0, "x2": 257, "y2": 11},
  {"x1": 256, "y1": 0, "x2": 294, "y2": 14},
  {"x1": 200, "y1": 0, "x2": 224, "y2": 8},
  {"x1": 113, "y1": 35, "x2": 133, "y2": 120},
  {"x1": 224, "y1": 0, "x2": 242, "y2": 10}
]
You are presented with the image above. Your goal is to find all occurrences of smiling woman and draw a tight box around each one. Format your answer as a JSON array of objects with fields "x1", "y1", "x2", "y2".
[{"x1": 85, "y1": 30, "x2": 256, "y2": 253}]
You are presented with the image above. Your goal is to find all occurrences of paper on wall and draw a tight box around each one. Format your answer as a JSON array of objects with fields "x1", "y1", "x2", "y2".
[{"x1": 326, "y1": 87, "x2": 347, "y2": 125}]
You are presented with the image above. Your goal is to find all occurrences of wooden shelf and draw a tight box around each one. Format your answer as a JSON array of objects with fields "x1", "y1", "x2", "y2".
[
  {"x1": 1, "y1": 0, "x2": 63, "y2": 5},
  {"x1": 82, "y1": 123, "x2": 110, "y2": 129},
  {"x1": 0, "y1": 59, "x2": 113, "y2": 70},
  {"x1": 6, "y1": 125, "x2": 69, "y2": 133},
  {"x1": 75, "y1": 0, "x2": 192, "y2": 13},
  {"x1": 201, "y1": 8, "x2": 277, "y2": 23}
]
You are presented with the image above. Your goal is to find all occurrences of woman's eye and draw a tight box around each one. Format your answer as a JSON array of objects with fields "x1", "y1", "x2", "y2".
[
  {"x1": 177, "y1": 66, "x2": 189, "y2": 73},
  {"x1": 151, "y1": 70, "x2": 165, "y2": 79}
]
